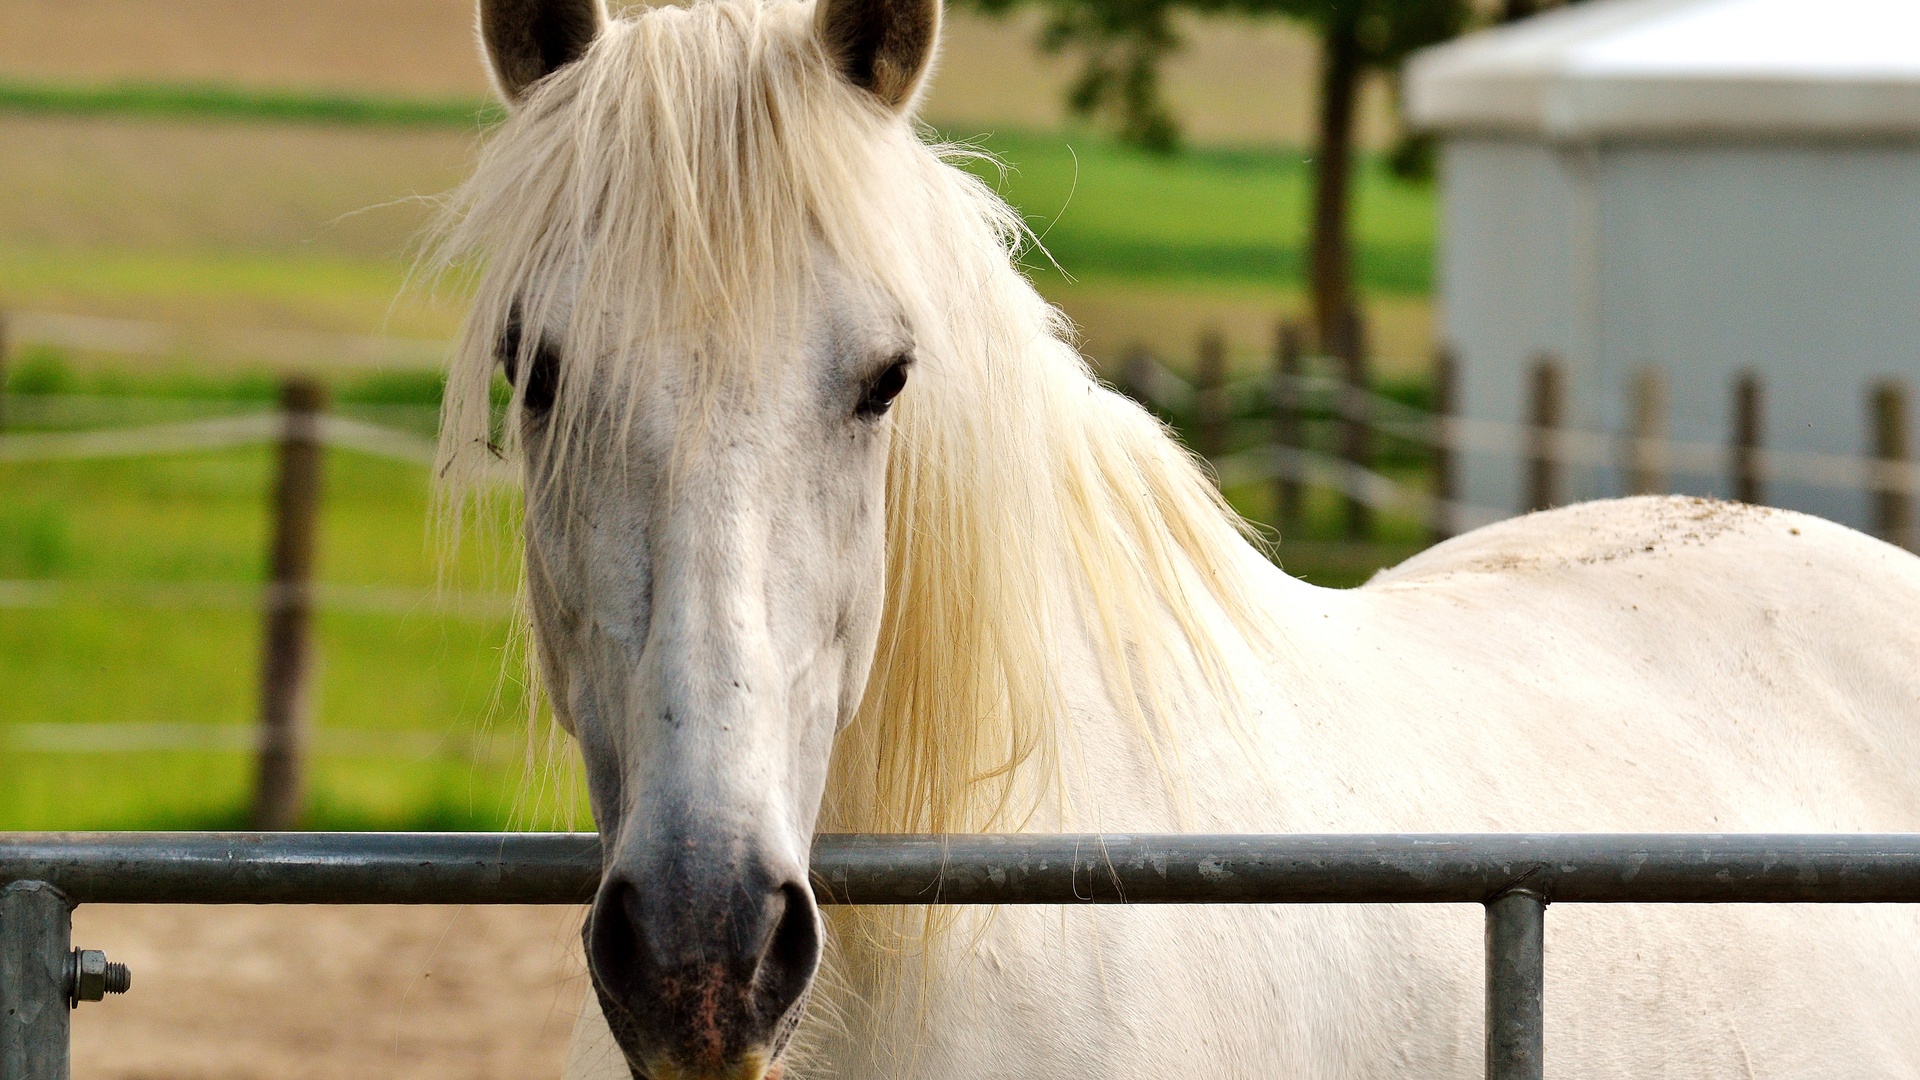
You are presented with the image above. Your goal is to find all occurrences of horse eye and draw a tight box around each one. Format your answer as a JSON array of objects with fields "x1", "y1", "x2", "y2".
[
  {"x1": 856, "y1": 357, "x2": 911, "y2": 419},
  {"x1": 499, "y1": 315, "x2": 561, "y2": 415}
]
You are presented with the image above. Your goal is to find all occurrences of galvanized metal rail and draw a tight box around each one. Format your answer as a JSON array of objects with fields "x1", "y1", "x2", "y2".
[{"x1": 6, "y1": 832, "x2": 1920, "y2": 1080}]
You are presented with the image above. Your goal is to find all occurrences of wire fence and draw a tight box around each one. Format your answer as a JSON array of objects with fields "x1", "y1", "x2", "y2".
[
  {"x1": 0, "y1": 412, "x2": 437, "y2": 466},
  {"x1": 0, "y1": 377, "x2": 508, "y2": 792},
  {"x1": 3, "y1": 318, "x2": 1916, "y2": 793},
  {"x1": 6, "y1": 309, "x2": 1911, "y2": 546},
  {"x1": 1115, "y1": 327, "x2": 1918, "y2": 549},
  {"x1": 2, "y1": 309, "x2": 448, "y2": 370}
]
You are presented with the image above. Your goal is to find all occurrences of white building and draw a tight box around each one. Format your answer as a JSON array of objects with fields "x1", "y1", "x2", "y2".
[{"x1": 1406, "y1": 0, "x2": 1920, "y2": 533}]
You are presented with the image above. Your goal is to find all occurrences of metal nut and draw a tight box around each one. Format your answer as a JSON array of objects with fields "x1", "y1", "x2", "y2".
[{"x1": 68, "y1": 949, "x2": 131, "y2": 1005}]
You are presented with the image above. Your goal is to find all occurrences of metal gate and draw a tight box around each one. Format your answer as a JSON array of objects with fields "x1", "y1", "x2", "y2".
[{"x1": 6, "y1": 831, "x2": 1920, "y2": 1080}]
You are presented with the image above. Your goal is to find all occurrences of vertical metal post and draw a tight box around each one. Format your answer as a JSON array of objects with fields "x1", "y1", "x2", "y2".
[
  {"x1": 1485, "y1": 888, "x2": 1545, "y2": 1080},
  {"x1": 1431, "y1": 343, "x2": 1458, "y2": 541},
  {"x1": 1273, "y1": 321, "x2": 1304, "y2": 532},
  {"x1": 1732, "y1": 370, "x2": 1764, "y2": 506},
  {"x1": 1627, "y1": 368, "x2": 1668, "y2": 496},
  {"x1": 1525, "y1": 355, "x2": 1563, "y2": 513},
  {"x1": 1, "y1": 882, "x2": 72, "y2": 1080},
  {"x1": 252, "y1": 376, "x2": 328, "y2": 830}
]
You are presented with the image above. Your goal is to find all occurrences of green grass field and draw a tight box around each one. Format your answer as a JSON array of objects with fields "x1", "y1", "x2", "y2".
[
  {"x1": 0, "y1": 372, "x2": 591, "y2": 832},
  {"x1": 0, "y1": 78, "x2": 504, "y2": 129},
  {"x1": 0, "y1": 354, "x2": 1433, "y2": 831},
  {"x1": 948, "y1": 129, "x2": 1434, "y2": 294}
]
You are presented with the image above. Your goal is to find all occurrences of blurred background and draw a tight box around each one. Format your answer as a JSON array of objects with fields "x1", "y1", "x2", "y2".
[
  {"x1": 2, "y1": 0, "x2": 1917, "y2": 836},
  {"x1": 0, "y1": 0, "x2": 1447, "y2": 838},
  {"x1": 5, "y1": 1, "x2": 1918, "y2": 1076}
]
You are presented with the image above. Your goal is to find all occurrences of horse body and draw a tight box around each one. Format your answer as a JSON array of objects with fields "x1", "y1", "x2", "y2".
[
  {"x1": 432, "y1": 1, "x2": 1920, "y2": 1076},
  {"x1": 563, "y1": 498, "x2": 1920, "y2": 1080}
]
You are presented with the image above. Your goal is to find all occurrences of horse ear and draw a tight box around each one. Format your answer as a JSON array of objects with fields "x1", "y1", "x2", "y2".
[
  {"x1": 479, "y1": 0, "x2": 607, "y2": 104},
  {"x1": 814, "y1": 0, "x2": 941, "y2": 112}
]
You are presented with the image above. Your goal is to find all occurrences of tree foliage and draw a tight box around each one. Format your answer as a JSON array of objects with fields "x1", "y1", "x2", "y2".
[
  {"x1": 964, "y1": 0, "x2": 1498, "y2": 353},
  {"x1": 967, "y1": 0, "x2": 1470, "y2": 154}
]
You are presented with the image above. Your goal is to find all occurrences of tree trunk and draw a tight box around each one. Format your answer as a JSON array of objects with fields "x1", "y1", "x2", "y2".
[{"x1": 1309, "y1": 12, "x2": 1362, "y2": 352}]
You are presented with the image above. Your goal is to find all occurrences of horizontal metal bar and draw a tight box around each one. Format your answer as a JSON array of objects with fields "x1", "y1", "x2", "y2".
[
  {"x1": 4, "y1": 832, "x2": 1920, "y2": 906},
  {"x1": 814, "y1": 833, "x2": 1920, "y2": 905},
  {"x1": 0, "y1": 832, "x2": 600, "y2": 905}
]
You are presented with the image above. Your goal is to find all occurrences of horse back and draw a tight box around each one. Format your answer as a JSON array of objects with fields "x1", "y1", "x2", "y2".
[{"x1": 1353, "y1": 493, "x2": 1920, "y2": 832}]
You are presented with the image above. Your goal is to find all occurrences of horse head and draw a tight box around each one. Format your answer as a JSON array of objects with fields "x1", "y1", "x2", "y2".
[{"x1": 462, "y1": 0, "x2": 939, "y2": 1075}]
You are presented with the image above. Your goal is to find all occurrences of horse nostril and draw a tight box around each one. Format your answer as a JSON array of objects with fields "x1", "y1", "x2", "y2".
[
  {"x1": 587, "y1": 877, "x2": 655, "y2": 1003},
  {"x1": 586, "y1": 869, "x2": 821, "y2": 1070},
  {"x1": 754, "y1": 880, "x2": 821, "y2": 1018}
]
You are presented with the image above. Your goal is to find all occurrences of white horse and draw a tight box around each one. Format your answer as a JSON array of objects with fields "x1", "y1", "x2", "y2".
[{"x1": 431, "y1": 0, "x2": 1920, "y2": 1076}]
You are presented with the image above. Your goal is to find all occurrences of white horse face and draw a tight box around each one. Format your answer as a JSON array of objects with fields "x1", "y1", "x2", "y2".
[
  {"x1": 518, "y1": 252, "x2": 906, "y2": 1077},
  {"x1": 475, "y1": 1, "x2": 940, "y2": 1077}
]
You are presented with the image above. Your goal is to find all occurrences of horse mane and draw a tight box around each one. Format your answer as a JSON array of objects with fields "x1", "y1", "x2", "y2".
[{"x1": 430, "y1": 0, "x2": 1276, "y2": 841}]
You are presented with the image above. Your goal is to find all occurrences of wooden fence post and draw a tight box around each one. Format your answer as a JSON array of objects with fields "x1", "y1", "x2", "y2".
[
  {"x1": 1733, "y1": 370, "x2": 1764, "y2": 506},
  {"x1": 1272, "y1": 321, "x2": 1305, "y2": 531},
  {"x1": 252, "y1": 377, "x2": 328, "y2": 831},
  {"x1": 1430, "y1": 343, "x2": 1457, "y2": 542},
  {"x1": 1627, "y1": 368, "x2": 1668, "y2": 496},
  {"x1": 1871, "y1": 379, "x2": 1912, "y2": 550},
  {"x1": 1524, "y1": 354, "x2": 1563, "y2": 512},
  {"x1": 1335, "y1": 308, "x2": 1372, "y2": 540},
  {"x1": 0, "y1": 309, "x2": 10, "y2": 431},
  {"x1": 1195, "y1": 329, "x2": 1230, "y2": 460},
  {"x1": 1119, "y1": 344, "x2": 1158, "y2": 412}
]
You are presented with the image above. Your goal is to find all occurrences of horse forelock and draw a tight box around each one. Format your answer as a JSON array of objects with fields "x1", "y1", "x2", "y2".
[{"x1": 429, "y1": 0, "x2": 1277, "y2": 890}]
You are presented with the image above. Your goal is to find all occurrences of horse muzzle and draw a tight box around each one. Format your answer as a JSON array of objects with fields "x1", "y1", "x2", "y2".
[{"x1": 586, "y1": 851, "x2": 820, "y2": 1080}]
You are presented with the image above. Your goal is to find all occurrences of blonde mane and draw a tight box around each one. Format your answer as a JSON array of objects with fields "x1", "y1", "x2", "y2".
[{"x1": 431, "y1": 0, "x2": 1274, "y2": 842}]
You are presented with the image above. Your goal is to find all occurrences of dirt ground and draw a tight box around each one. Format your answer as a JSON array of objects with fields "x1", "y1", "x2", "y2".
[{"x1": 69, "y1": 903, "x2": 590, "y2": 1080}]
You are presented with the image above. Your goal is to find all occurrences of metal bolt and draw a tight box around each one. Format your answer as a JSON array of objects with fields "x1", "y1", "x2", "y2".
[{"x1": 67, "y1": 949, "x2": 131, "y2": 1005}]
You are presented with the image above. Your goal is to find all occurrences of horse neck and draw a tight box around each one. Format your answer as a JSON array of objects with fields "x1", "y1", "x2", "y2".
[
  {"x1": 879, "y1": 326, "x2": 1314, "y2": 832},
  {"x1": 1026, "y1": 350, "x2": 1339, "y2": 828}
]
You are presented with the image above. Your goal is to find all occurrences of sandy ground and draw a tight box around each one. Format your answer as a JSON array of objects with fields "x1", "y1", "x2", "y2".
[{"x1": 68, "y1": 903, "x2": 590, "y2": 1080}]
